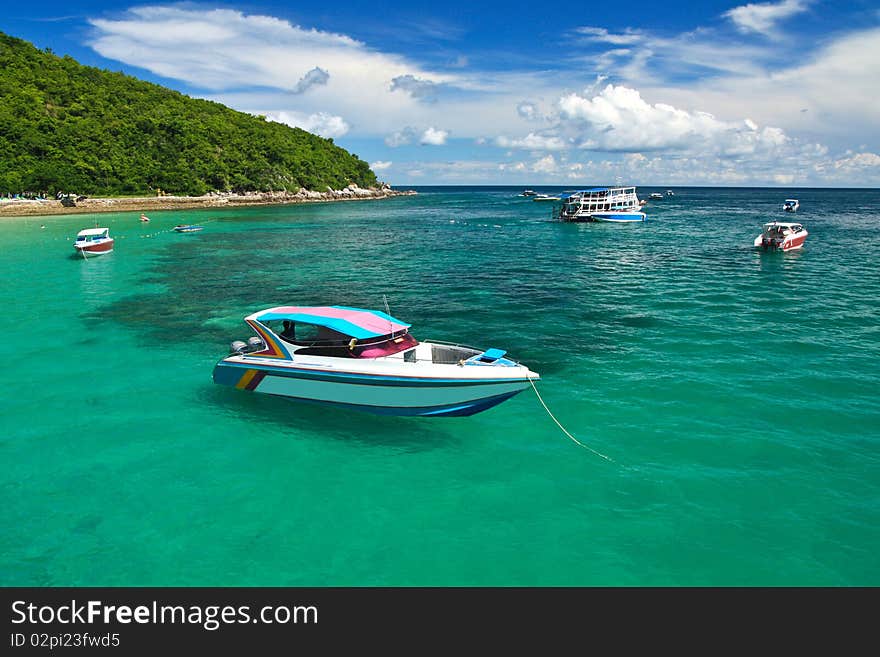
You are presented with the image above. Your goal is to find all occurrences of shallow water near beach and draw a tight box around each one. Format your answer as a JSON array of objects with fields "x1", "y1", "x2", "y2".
[{"x1": 1, "y1": 186, "x2": 878, "y2": 585}]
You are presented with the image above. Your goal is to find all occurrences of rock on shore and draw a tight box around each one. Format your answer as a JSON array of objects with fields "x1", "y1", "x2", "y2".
[{"x1": 0, "y1": 184, "x2": 417, "y2": 217}]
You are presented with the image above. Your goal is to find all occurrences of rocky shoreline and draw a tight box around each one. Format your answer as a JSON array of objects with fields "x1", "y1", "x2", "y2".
[{"x1": 0, "y1": 184, "x2": 416, "y2": 218}]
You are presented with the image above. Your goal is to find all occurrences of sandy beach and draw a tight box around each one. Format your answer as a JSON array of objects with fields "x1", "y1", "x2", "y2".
[{"x1": 0, "y1": 185, "x2": 416, "y2": 218}]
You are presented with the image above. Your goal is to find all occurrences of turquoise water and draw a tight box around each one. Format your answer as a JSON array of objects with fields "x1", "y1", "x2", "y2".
[{"x1": 1, "y1": 187, "x2": 878, "y2": 586}]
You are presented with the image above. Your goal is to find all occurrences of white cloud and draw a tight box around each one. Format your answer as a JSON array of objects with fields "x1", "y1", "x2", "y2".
[
  {"x1": 723, "y1": 0, "x2": 811, "y2": 36},
  {"x1": 532, "y1": 155, "x2": 557, "y2": 173},
  {"x1": 420, "y1": 127, "x2": 449, "y2": 145},
  {"x1": 370, "y1": 160, "x2": 393, "y2": 171},
  {"x1": 647, "y1": 27, "x2": 880, "y2": 143},
  {"x1": 557, "y1": 84, "x2": 789, "y2": 156},
  {"x1": 495, "y1": 133, "x2": 567, "y2": 150},
  {"x1": 833, "y1": 152, "x2": 880, "y2": 170},
  {"x1": 265, "y1": 111, "x2": 349, "y2": 138},
  {"x1": 575, "y1": 26, "x2": 644, "y2": 45}
]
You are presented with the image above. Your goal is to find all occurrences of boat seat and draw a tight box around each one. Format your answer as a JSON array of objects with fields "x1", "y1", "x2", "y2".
[{"x1": 478, "y1": 348, "x2": 506, "y2": 362}]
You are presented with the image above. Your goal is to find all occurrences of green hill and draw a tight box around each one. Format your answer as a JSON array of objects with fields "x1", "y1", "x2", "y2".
[{"x1": 0, "y1": 32, "x2": 378, "y2": 196}]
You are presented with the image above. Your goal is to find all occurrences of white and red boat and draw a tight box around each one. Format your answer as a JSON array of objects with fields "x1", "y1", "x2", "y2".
[
  {"x1": 73, "y1": 227, "x2": 114, "y2": 257},
  {"x1": 754, "y1": 221, "x2": 808, "y2": 252}
]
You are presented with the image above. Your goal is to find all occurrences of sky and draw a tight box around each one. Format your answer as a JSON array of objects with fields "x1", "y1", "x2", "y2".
[{"x1": 6, "y1": 1, "x2": 880, "y2": 186}]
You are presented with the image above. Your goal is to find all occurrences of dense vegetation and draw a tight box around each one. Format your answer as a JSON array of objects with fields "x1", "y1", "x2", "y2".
[{"x1": 0, "y1": 32, "x2": 378, "y2": 196}]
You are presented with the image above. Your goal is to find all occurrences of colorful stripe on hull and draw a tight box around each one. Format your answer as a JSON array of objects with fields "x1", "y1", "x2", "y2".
[
  {"x1": 213, "y1": 360, "x2": 530, "y2": 387},
  {"x1": 243, "y1": 320, "x2": 292, "y2": 359}
]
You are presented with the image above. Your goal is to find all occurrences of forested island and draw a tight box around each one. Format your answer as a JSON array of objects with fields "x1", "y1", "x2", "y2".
[{"x1": 0, "y1": 32, "x2": 381, "y2": 198}]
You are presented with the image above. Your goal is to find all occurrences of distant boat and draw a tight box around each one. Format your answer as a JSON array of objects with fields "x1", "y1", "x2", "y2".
[
  {"x1": 558, "y1": 187, "x2": 646, "y2": 222},
  {"x1": 139, "y1": 213, "x2": 150, "y2": 222},
  {"x1": 754, "y1": 221, "x2": 808, "y2": 251},
  {"x1": 649, "y1": 192, "x2": 663, "y2": 199},
  {"x1": 532, "y1": 193, "x2": 560, "y2": 202},
  {"x1": 173, "y1": 224, "x2": 204, "y2": 233},
  {"x1": 519, "y1": 189, "x2": 538, "y2": 197},
  {"x1": 73, "y1": 227, "x2": 114, "y2": 257},
  {"x1": 783, "y1": 199, "x2": 800, "y2": 212},
  {"x1": 665, "y1": 190, "x2": 675, "y2": 196},
  {"x1": 213, "y1": 305, "x2": 540, "y2": 416}
]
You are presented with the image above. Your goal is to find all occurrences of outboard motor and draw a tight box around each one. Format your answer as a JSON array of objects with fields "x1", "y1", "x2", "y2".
[
  {"x1": 230, "y1": 340, "x2": 248, "y2": 354},
  {"x1": 247, "y1": 336, "x2": 265, "y2": 352}
]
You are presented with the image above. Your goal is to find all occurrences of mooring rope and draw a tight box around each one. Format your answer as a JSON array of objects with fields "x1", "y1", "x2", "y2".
[{"x1": 528, "y1": 377, "x2": 614, "y2": 462}]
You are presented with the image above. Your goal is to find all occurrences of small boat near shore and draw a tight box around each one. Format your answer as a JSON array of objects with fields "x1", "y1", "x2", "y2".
[
  {"x1": 558, "y1": 186, "x2": 646, "y2": 222},
  {"x1": 139, "y1": 213, "x2": 150, "y2": 222},
  {"x1": 73, "y1": 227, "x2": 114, "y2": 257},
  {"x1": 754, "y1": 221, "x2": 808, "y2": 251},
  {"x1": 213, "y1": 305, "x2": 540, "y2": 416},
  {"x1": 173, "y1": 224, "x2": 204, "y2": 233}
]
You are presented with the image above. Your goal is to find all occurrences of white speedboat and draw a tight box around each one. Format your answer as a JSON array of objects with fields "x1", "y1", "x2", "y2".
[
  {"x1": 783, "y1": 199, "x2": 799, "y2": 212},
  {"x1": 533, "y1": 193, "x2": 561, "y2": 202},
  {"x1": 73, "y1": 227, "x2": 114, "y2": 257},
  {"x1": 649, "y1": 192, "x2": 663, "y2": 199},
  {"x1": 213, "y1": 305, "x2": 540, "y2": 416},
  {"x1": 558, "y1": 187, "x2": 646, "y2": 222},
  {"x1": 754, "y1": 221, "x2": 808, "y2": 251}
]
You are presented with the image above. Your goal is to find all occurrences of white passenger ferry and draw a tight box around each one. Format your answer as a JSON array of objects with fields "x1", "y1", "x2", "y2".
[{"x1": 557, "y1": 187, "x2": 646, "y2": 222}]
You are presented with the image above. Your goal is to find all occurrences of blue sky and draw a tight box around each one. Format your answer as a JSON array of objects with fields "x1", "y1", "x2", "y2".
[{"x1": 7, "y1": 1, "x2": 880, "y2": 186}]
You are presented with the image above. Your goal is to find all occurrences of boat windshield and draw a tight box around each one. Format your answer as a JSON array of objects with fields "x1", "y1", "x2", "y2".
[{"x1": 266, "y1": 320, "x2": 418, "y2": 358}]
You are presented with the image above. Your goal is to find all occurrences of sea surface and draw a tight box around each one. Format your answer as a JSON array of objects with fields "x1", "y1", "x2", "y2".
[{"x1": 1, "y1": 186, "x2": 878, "y2": 586}]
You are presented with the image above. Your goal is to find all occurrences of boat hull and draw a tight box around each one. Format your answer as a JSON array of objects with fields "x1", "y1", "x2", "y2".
[
  {"x1": 74, "y1": 240, "x2": 114, "y2": 255},
  {"x1": 213, "y1": 360, "x2": 535, "y2": 416},
  {"x1": 590, "y1": 212, "x2": 646, "y2": 222},
  {"x1": 754, "y1": 233, "x2": 808, "y2": 251}
]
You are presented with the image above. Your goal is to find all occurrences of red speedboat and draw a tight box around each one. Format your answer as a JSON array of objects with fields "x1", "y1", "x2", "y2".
[
  {"x1": 754, "y1": 221, "x2": 808, "y2": 252},
  {"x1": 73, "y1": 227, "x2": 114, "y2": 257}
]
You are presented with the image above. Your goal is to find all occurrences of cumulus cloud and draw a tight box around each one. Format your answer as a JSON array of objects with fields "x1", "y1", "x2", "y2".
[
  {"x1": 532, "y1": 155, "x2": 557, "y2": 174},
  {"x1": 833, "y1": 152, "x2": 880, "y2": 170},
  {"x1": 723, "y1": 0, "x2": 811, "y2": 36},
  {"x1": 420, "y1": 127, "x2": 449, "y2": 145},
  {"x1": 495, "y1": 133, "x2": 567, "y2": 150},
  {"x1": 265, "y1": 111, "x2": 349, "y2": 138},
  {"x1": 390, "y1": 74, "x2": 439, "y2": 100},
  {"x1": 557, "y1": 84, "x2": 789, "y2": 156},
  {"x1": 291, "y1": 67, "x2": 329, "y2": 94},
  {"x1": 370, "y1": 160, "x2": 393, "y2": 171}
]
